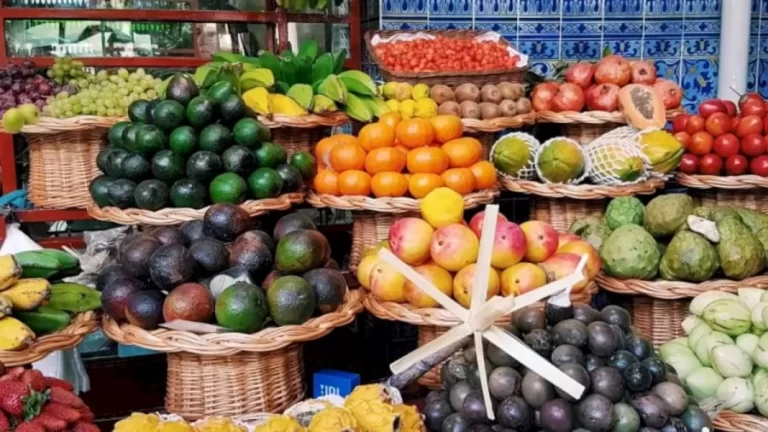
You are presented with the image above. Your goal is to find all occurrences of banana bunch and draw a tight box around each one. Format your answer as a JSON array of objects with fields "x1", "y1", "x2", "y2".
[{"x1": 14, "y1": 249, "x2": 79, "y2": 279}]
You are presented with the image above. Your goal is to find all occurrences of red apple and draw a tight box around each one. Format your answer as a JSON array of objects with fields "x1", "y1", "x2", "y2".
[
  {"x1": 725, "y1": 155, "x2": 748, "y2": 176},
  {"x1": 739, "y1": 92, "x2": 763, "y2": 110},
  {"x1": 713, "y1": 133, "x2": 740, "y2": 157},
  {"x1": 679, "y1": 153, "x2": 699, "y2": 174},
  {"x1": 674, "y1": 131, "x2": 692, "y2": 149},
  {"x1": 672, "y1": 114, "x2": 690, "y2": 133},
  {"x1": 750, "y1": 155, "x2": 768, "y2": 176},
  {"x1": 723, "y1": 100, "x2": 737, "y2": 117},
  {"x1": 741, "y1": 100, "x2": 766, "y2": 118},
  {"x1": 741, "y1": 133, "x2": 766, "y2": 157},
  {"x1": 689, "y1": 131, "x2": 714, "y2": 155},
  {"x1": 686, "y1": 115, "x2": 705, "y2": 135},
  {"x1": 736, "y1": 115, "x2": 764, "y2": 138},
  {"x1": 699, "y1": 99, "x2": 727, "y2": 119},
  {"x1": 699, "y1": 154, "x2": 723, "y2": 175},
  {"x1": 704, "y1": 112, "x2": 732, "y2": 137}
]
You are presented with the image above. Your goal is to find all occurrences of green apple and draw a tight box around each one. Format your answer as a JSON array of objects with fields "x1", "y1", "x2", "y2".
[
  {"x1": 2, "y1": 108, "x2": 24, "y2": 134},
  {"x1": 18, "y1": 103, "x2": 39, "y2": 125}
]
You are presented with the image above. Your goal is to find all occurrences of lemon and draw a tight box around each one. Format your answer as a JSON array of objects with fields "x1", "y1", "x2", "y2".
[
  {"x1": 395, "y1": 82, "x2": 413, "y2": 101},
  {"x1": 412, "y1": 83, "x2": 430, "y2": 101},
  {"x1": 382, "y1": 82, "x2": 398, "y2": 99},
  {"x1": 386, "y1": 99, "x2": 401, "y2": 112},
  {"x1": 414, "y1": 98, "x2": 438, "y2": 119},
  {"x1": 420, "y1": 187, "x2": 465, "y2": 228},
  {"x1": 399, "y1": 99, "x2": 416, "y2": 119}
]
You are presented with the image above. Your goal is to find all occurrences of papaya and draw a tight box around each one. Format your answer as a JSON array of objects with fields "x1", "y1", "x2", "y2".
[{"x1": 618, "y1": 84, "x2": 666, "y2": 129}]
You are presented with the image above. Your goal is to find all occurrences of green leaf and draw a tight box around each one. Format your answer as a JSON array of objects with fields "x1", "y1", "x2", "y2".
[
  {"x1": 295, "y1": 55, "x2": 313, "y2": 85},
  {"x1": 298, "y1": 40, "x2": 319, "y2": 61},
  {"x1": 332, "y1": 49, "x2": 347, "y2": 74},
  {"x1": 312, "y1": 53, "x2": 335, "y2": 84},
  {"x1": 281, "y1": 49, "x2": 296, "y2": 59},
  {"x1": 280, "y1": 57, "x2": 298, "y2": 86},
  {"x1": 602, "y1": 45, "x2": 613, "y2": 58},
  {"x1": 259, "y1": 51, "x2": 282, "y2": 82}
]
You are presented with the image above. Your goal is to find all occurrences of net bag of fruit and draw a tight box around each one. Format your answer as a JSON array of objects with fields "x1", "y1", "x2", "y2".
[
  {"x1": 490, "y1": 132, "x2": 540, "y2": 180},
  {"x1": 534, "y1": 137, "x2": 590, "y2": 184},
  {"x1": 584, "y1": 126, "x2": 652, "y2": 186}
]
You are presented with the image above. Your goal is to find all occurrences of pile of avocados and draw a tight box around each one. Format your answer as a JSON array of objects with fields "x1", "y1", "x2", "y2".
[
  {"x1": 423, "y1": 303, "x2": 714, "y2": 432},
  {"x1": 90, "y1": 73, "x2": 317, "y2": 211},
  {"x1": 99, "y1": 205, "x2": 346, "y2": 334}
]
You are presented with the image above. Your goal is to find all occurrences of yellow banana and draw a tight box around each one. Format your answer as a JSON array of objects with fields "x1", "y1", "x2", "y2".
[
  {"x1": 0, "y1": 295, "x2": 11, "y2": 319},
  {"x1": 240, "y1": 68, "x2": 276, "y2": 90},
  {"x1": 3, "y1": 278, "x2": 51, "y2": 311},
  {"x1": 311, "y1": 95, "x2": 338, "y2": 114},
  {"x1": 242, "y1": 87, "x2": 272, "y2": 116},
  {"x1": 0, "y1": 317, "x2": 35, "y2": 350},
  {"x1": 0, "y1": 255, "x2": 22, "y2": 291},
  {"x1": 270, "y1": 94, "x2": 309, "y2": 116}
]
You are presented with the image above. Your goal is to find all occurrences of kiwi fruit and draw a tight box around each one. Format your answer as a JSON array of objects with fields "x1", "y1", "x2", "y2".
[
  {"x1": 459, "y1": 100, "x2": 481, "y2": 119},
  {"x1": 499, "y1": 99, "x2": 518, "y2": 117},
  {"x1": 454, "y1": 83, "x2": 480, "y2": 103},
  {"x1": 480, "y1": 84, "x2": 503, "y2": 104},
  {"x1": 497, "y1": 82, "x2": 525, "y2": 100},
  {"x1": 516, "y1": 97, "x2": 533, "y2": 114},
  {"x1": 438, "y1": 101, "x2": 461, "y2": 116},
  {"x1": 430, "y1": 85, "x2": 456, "y2": 105},
  {"x1": 479, "y1": 102, "x2": 502, "y2": 120}
]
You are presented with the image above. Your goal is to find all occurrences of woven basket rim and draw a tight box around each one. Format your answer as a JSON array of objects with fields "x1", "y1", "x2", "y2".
[
  {"x1": 498, "y1": 176, "x2": 665, "y2": 199},
  {"x1": 714, "y1": 410, "x2": 768, "y2": 432},
  {"x1": 101, "y1": 290, "x2": 365, "y2": 355},
  {"x1": 87, "y1": 192, "x2": 304, "y2": 226},
  {"x1": 461, "y1": 113, "x2": 536, "y2": 133},
  {"x1": 362, "y1": 283, "x2": 597, "y2": 327},
  {"x1": 676, "y1": 173, "x2": 768, "y2": 190},
  {"x1": 256, "y1": 112, "x2": 349, "y2": 129},
  {"x1": 9, "y1": 116, "x2": 125, "y2": 134},
  {"x1": 0, "y1": 311, "x2": 99, "y2": 366},
  {"x1": 364, "y1": 29, "x2": 529, "y2": 79},
  {"x1": 596, "y1": 273, "x2": 768, "y2": 300},
  {"x1": 535, "y1": 108, "x2": 685, "y2": 125},
  {"x1": 305, "y1": 188, "x2": 499, "y2": 213}
]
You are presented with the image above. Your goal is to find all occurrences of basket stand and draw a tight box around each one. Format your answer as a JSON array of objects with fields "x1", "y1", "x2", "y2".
[
  {"x1": 165, "y1": 345, "x2": 305, "y2": 420},
  {"x1": 530, "y1": 198, "x2": 606, "y2": 232},
  {"x1": 271, "y1": 127, "x2": 328, "y2": 157},
  {"x1": 350, "y1": 211, "x2": 418, "y2": 271},
  {"x1": 562, "y1": 123, "x2": 620, "y2": 146},
  {"x1": 691, "y1": 189, "x2": 768, "y2": 212},
  {"x1": 628, "y1": 297, "x2": 689, "y2": 348}
]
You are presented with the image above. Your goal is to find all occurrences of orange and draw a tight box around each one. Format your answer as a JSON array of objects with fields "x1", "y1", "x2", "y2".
[
  {"x1": 404, "y1": 173, "x2": 413, "y2": 184},
  {"x1": 469, "y1": 161, "x2": 497, "y2": 190},
  {"x1": 408, "y1": 173, "x2": 445, "y2": 198},
  {"x1": 442, "y1": 137, "x2": 483, "y2": 168},
  {"x1": 365, "y1": 147, "x2": 406, "y2": 174},
  {"x1": 406, "y1": 147, "x2": 450, "y2": 174},
  {"x1": 395, "y1": 144, "x2": 409, "y2": 155},
  {"x1": 396, "y1": 118, "x2": 435, "y2": 149},
  {"x1": 371, "y1": 172, "x2": 409, "y2": 198},
  {"x1": 379, "y1": 112, "x2": 402, "y2": 129},
  {"x1": 329, "y1": 142, "x2": 367, "y2": 172},
  {"x1": 358, "y1": 122, "x2": 396, "y2": 152},
  {"x1": 315, "y1": 134, "x2": 358, "y2": 169},
  {"x1": 313, "y1": 169, "x2": 340, "y2": 195},
  {"x1": 338, "y1": 170, "x2": 372, "y2": 196},
  {"x1": 441, "y1": 168, "x2": 476, "y2": 194},
  {"x1": 429, "y1": 115, "x2": 464, "y2": 143}
]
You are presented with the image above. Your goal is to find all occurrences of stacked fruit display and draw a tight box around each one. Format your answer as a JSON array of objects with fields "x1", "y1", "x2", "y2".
[
  {"x1": 532, "y1": 55, "x2": 682, "y2": 114},
  {"x1": 0, "y1": 59, "x2": 61, "y2": 133},
  {"x1": 101, "y1": 208, "x2": 346, "y2": 333},
  {"x1": 571, "y1": 194, "x2": 768, "y2": 283},
  {"x1": 0, "y1": 251, "x2": 100, "y2": 351},
  {"x1": 312, "y1": 114, "x2": 497, "y2": 198},
  {"x1": 0, "y1": 363, "x2": 98, "y2": 431},
  {"x1": 356, "y1": 187, "x2": 600, "y2": 307},
  {"x1": 423, "y1": 303, "x2": 713, "y2": 432},
  {"x1": 674, "y1": 94, "x2": 768, "y2": 176},
  {"x1": 89, "y1": 74, "x2": 316, "y2": 211},
  {"x1": 115, "y1": 412, "x2": 249, "y2": 431},
  {"x1": 379, "y1": 81, "x2": 533, "y2": 121}
]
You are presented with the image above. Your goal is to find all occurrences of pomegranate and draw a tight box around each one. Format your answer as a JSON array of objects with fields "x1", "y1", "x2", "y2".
[
  {"x1": 653, "y1": 80, "x2": 683, "y2": 109},
  {"x1": 565, "y1": 62, "x2": 595, "y2": 89},
  {"x1": 552, "y1": 83, "x2": 586, "y2": 112},
  {"x1": 630, "y1": 60, "x2": 657, "y2": 85},
  {"x1": 594, "y1": 55, "x2": 631, "y2": 86},
  {"x1": 531, "y1": 82, "x2": 559, "y2": 112},
  {"x1": 585, "y1": 83, "x2": 620, "y2": 111}
]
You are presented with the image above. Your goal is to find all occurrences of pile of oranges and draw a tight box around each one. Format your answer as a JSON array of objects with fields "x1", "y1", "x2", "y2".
[{"x1": 312, "y1": 113, "x2": 497, "y2": 198}]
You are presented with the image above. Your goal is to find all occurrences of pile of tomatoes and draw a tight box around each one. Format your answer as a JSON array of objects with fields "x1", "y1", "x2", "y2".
[{"x1": 373, "y1": 36, "x2": 519, "y2": 73}]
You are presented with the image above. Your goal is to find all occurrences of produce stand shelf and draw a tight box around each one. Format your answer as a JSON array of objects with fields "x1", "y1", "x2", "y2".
[
  {"x1": 306, "y1": 189, "x2": 499, "y2": 213},
  {"x1": 499, "y1": 177, "x2": 665, "y2": 199},
  {"x1": 677, "y1": 173, "x2": 768, "y2": 189},
  {"x1": 0, "y1": 311, "x2": 99, "y2": 367}
]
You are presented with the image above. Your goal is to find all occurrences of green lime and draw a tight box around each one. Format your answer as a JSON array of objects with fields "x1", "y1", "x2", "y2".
[
  {"x1": 232, "y1": 118, "x2": 270, "y2": 147},
  {"x1": 289, "y1": 151, "x2": 317, "y2": 180},
  {"x1": 247, "y1": 167, "x2": 284, "y2": 199},
  {"x1": 169, "y1": 126, "x2": 198, "y2": 157},
  {"x1": 253, "y1": 142, "x2": 287, "y2": 168},
  {"x1": 209, "y1": 172, "x2": 247, "y2": 204}
]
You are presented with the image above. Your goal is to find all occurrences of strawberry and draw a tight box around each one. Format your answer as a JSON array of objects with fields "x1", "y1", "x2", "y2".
[
  {"x1": 43, "y1": 378, "x2": 73, "y2": 392},
  {"x1": 49, "y1": 388, "x2": 84, "y2": 409},
  {"x1": 0, "y1": 367, "x2": 25, "y2": 382},
  {"x1": 72, "y1": 423, "x2": 99, "y2": 432},
  {"x1": 0, "y1": 379, "x2": 30, "y2": 416},
  {"x1": 21, "y1": 370, "x2": 46, "y2": 393},
  {"x1": 41, "y1": 403, "x2": 81, "y2": 423},
  {"x1": 0, "y1": 411, "x2": 9, "y2": 430},
  {"x1": 32, "y1": 413, "x2": 67, "y2": 431},
  {"x1": 76, "y1": 407, "x2": 94, "y2": 423},
  {"x1": 15, "y1": 422, "x2": 45, "y2": 432}
]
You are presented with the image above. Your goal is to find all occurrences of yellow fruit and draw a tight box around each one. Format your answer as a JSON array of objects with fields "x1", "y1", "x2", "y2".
[
  {"x1": 308, "y1": 407, "x2": 359, "y2": 432},
  {"x1": 3, "y1": 278, "x2": 50, "y2": 310},
  {"x1": 357, "y1": 254, "x2": 380, "y2": 290},
  {"x1": 395, "y1": 83, "x2": 413, "y2": 101},
  {"x1": 0, "y1": 317, "x2": 35, "y2": 350},
  {"x1": 386, "y1": 99, "x2": 400, "y2": 113},
  {"x1": 345, "y1": 384, "x2": 398, "y2": 406},
  {"x1": 398, "y1": 99, "x2": 416, "y2": 120},
  {"x1": 382, "y1": 82, "x2": 398, "y2": 99},
  {"x1": 114, "y1": 413, "x2": 161, "y2": 432},
  {"x1": 270, "y1": 93, "x2": 309, "y2": 116},
  {"x1": 412, "y1": 83, "x2": 430, "y2": 101},
  {"x1": 0, "y1": 295, "x2": 11, "y2": 319},
  {"x1": 242, "y1": 87, "x2": 272, "y2": 116},
  {"x1": 639, "y1": 129, "x2": 685, "y2": 173},
  {"x1": 420, "y1": 187, "x2": 465, "y2": 228},
  {"x1": 157, "y1": 421, "x2": 194, "y2": 432},
  {"x1": 363, "y1": 240, "x2": 390, "y2": 257},
  {"x1": 347, "y1": 399, "x2": 399, "y2": 432},
  {"x1": 414, "y1": 98, "x2": 438, "y2": 119},
  {"x1": 0, "y1": 255, "x2": 21, "y2": 291},
  {"x1": 393, "y1": 405, "x2": 426, "y2": 432},
  {"x1": 254, "y1": 415, "x2": 305, "y2": 432}
]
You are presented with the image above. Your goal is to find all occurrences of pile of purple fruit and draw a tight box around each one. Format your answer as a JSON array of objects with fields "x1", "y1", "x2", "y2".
[{"x1": 0, "y1": 61, "x2": 60, "y2": 117}]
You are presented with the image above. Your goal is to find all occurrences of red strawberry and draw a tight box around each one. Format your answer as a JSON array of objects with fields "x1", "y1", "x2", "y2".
[
  {"x1": 15, "y1": 422, "x2": 45, "y2": 432},
  {"x1": 41, "y1": 403, "x2": 81, "y2": 423},
  {"x1": 32, "y1": 413, "x2": 68, "y2": 431},
  {"x1": 43, "y1": 378, "x2": 73, "y2": 392},
  {"x1": 0, "y1": 367, "x2": 25, "y2": 382},
  {"x1": 76, "y1": 407, "x2": 94, "y2": 423},
  {"x1": 72, "y1": 423, "x2": 99, "y2": 432},
  {"x1": 21, "y1": 370, "x2": 46, "y2": 393},
  {"x1": 0, "y1": 411, "x2": 9, "y2": 430},
  {"x1": 0, "y1": 379, "x2": 30, "y2": 416},
  {"x1": 49, "y1": 388, "x2": 84, "y2": 409}
]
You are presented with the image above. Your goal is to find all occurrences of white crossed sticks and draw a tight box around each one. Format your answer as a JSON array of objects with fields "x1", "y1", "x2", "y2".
[{"x1": 378, "y1": 205, "x2": 589, "y2": 420}]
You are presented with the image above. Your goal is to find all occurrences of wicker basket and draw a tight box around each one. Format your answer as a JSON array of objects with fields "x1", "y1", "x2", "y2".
[
  {"x1": 629, "y1": 297, "x2": 688, "y2": 348},
  {"x1": 271, "y1": 128, "x2": 328, "y2": 158},
  {"x1": 365, "y1": 30, "x2": 527, "y2": 87},
  {"x1": 677, "y1": 173, "x2": 768, "y2": 190},
  {"x1": 530, "y1": 198, "x2": 606, "y2": 232},
  {"x1": 350, "y1": 211, "x2": 419, "y2": 272},
  {"x1": 499, "y1": 177, "x2": 664, "y2": 200},
  {"x1": 27, "y1": 129, "x2": 106, "y2": 209},
  {"x1": 535, "y1": 109, "x2": 685, "y2": 125},
  {"x1": 0, "y1": 115, "x2": 126, "y2": 134},
  {"x1": 0, "y1": 312, "x2": 99, "y2": 366},
  {"x1": 689, "y1": 189, "x2": 768, "y2": 212},
  {"x1": 461, "y1": 113, "x2": 536, "y2": 134},
  {"x1": 306, "y1": 188, "x2": 499, "y2": 213},
  {"x1": 596, "y1": 274, "x2": 768, "y2": 300},
  {"x1": 563, "y1": 123, "x2": 621, "y2": 146},
  {"x1": 714, "y1": 411, "x2": 768, "y2": 432},
  {"x1": 88, "y1": 192, "x2": 304, "y2": 226}
]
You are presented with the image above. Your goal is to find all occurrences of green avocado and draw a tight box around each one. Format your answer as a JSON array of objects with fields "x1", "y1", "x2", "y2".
[
  {"x1": 108, "y1": 121, "x2": 131, "y2": 147},
  {"x1": 199, "y1": 124, "x2": 233, "y2": 154},
  {"x1": 247, "y1": 167, "x2": 283, "y2": 199},
  {"x1": 218, "y1": 94, "x2": 246, "y2": 126},
  {"x1": 267, "y1": 276, "x2": 316, "y2": 325},
  {"x1": 209, "y1": 173, "x2": 247, "y2": 204},
  {"x1": 186, "y1": 151, "x2": 223, "y2": 184},
  {"x1": 135, "y1": 124, "x2": 167, "y2": 156},
  {"x1": 232, "y1": 118, "x2": 270, "y2": 147},
  {"x1": 253, "y1": 142, "x2": 287, "y2": 168},
  {"x1": 290, "y1": 151, "x2": 317, "y2": 180},
  {"x1": 152, "y1": 100, "x2": 186, "y2": 132},
  {"x1": 170, "y1": 179, "x2": 207, "y2": 209},
  {"x1": 169, "y1": 126, "x2": 198, "y2": 158},
  {"x1": 104, "y1": 147, "x2": 130, "y2": 178},
  {"x1": 215, "y1": 282, "x2": 268, "y2": 333},
  {"x1": 128, "y1": 100, "x2": 151, "y2": 123},
  {"x1": 222, "y1": 145, "x2": 256, "y2": 176},
  {"x1": 107, "y1": 178, "x2": 137, "y2": 209},
  {"x1": 89, "y1": 175, "x2": 115, "y2": 207},
  {"x1": 134, "y1": 179, "x2": 170, "y2": 211},
  {"x1": 120, "y1": 153, "x2": 151, "y2": 181},
  {"x1": 151, "y1": 150, "x2": 185, "y2": 182},
  {"x1": 275, "y1": 229, "x2": 330, "y2": 274},
  {"x1": 186, "y1": 95, "x2": 217, "y2": 129}
]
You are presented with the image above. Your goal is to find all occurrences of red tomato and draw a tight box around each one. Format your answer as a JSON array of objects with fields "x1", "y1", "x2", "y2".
[
  {"x1": 679, "y1": 153, "x2": 699, "y2": 174},
  {"x1": 751, "y1": 155, "x2": 768, "y2": 176},
  {"x1": 731, "y1": 116, "x2": 742, "y2": 131},
  {"x1": 741, "y1": 134, "x2": 767, "y2": 157},
  {"x1": 698, "y1": 99, "x2": 727, "y2": 118},
  {"x1": 723, "y1": 100, "x2": 737, "y2": 117},
  {"x1": 725, "y1": 155, "x2": 749, "y2": 176},
  {"x1": 674, "y1": 131, "x2": 692, "y2": 149},
  {"x1": 689, "y1": 131, "x2": 714, "y2": 156},
  {"x1": 686, "y1": 115, "x2": 706, "y2": 135},
  {"x1": 699, "y1": 154, "x2": 723, "y2": 175},
  {"x1": 672, "y1": 115, "x2": 690, "y2": 133},
  {"x1": 704, "y1": 112, "x2": 732, "y2": 137},
  {"x1": 736, "y1": 115, "x2": 764, "y2": 138},
  {"x1": 763, "y1": 114, "x2": 768, "y2": 135},
  {"x1": 713, "y1": 133, "x2": 740, "y2": 157},
  {"x1": 741, "y1": 100, "x2": 766, "y2": 118}
]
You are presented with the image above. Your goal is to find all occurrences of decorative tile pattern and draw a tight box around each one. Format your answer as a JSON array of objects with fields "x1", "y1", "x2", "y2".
[{"x1": 681, "y1": 58, "x2": 718, "y2": 111}]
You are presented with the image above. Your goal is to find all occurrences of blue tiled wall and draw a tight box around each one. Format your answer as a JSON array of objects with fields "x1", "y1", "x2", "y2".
[{"x1": 366, "y1": 0, "x2": 768, "y2": 113}]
